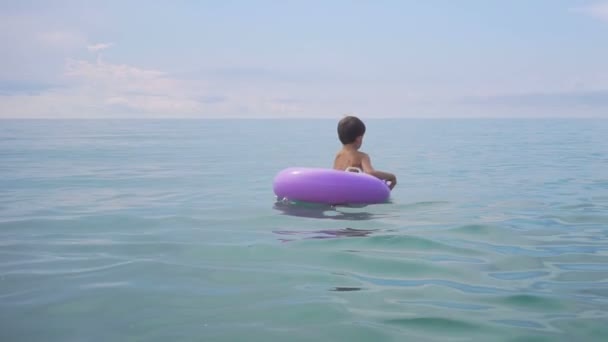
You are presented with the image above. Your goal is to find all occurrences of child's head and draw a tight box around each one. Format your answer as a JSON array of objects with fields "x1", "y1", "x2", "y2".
[{"x1": 337, "y1": 116, "x2": 366, "y2": 147}]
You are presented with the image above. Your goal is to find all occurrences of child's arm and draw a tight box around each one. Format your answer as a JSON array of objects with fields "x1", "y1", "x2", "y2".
[{"x1": 361, "y1": 154, "x2": 397, "y2": 190}]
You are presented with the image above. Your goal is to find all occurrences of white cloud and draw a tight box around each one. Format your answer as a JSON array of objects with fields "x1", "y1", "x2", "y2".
[
  {"x1": 0, "y1": 58, "x2": 206, "y2": 118},
  {"x1": 0, "y1": 13, "x2": 86, "y2": 50},
  {"x1": 87, "y1": 42, "x2": 113, "y2": 52},
  {"x1": 0, "y1": 57, "x2": 313, "y2": 118},
  {"x1": 0, "y1": 13, "x2": 89, "y2": 82},
  {"x1": 63, "y1": 58, "x2": 205, "y2": 114},
  {"x1": 65, "y1": 59, "x2": 168, "y2": 91},
  {"x1": 573, "y1": 2, "x2": 608, "y2": 22},
  {"x1": 37, "y1": 30, "x2": 87, "y2": 49}
]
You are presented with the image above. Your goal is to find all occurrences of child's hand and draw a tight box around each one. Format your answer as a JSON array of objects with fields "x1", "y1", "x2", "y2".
[{"x1": 383, "y1": 173, "x2": 397, "y2": 190}]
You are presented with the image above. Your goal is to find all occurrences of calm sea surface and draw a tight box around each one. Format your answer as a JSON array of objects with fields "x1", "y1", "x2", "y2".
[{"x1": 1, "y1": 119, "x2": 608, "y2": 341}]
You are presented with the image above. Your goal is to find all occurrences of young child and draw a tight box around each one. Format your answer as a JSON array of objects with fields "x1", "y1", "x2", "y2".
[{"x1": 333, "y1": 115, "x2": 397, "y2": 190}]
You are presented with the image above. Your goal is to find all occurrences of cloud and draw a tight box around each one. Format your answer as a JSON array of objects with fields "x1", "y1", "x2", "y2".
[
  {"x1": 461, "y1": 90, "x2": 608, "y2": 107},
  {"x1": 37, "y1": 30, "x2": 87, "y2": 48},
  {"x1": 0, "y1": 80, "x2": 60, "y2": 95},
  {"x1": 0, "y1": 58, "x2": 207, "y2": 118},
  {"x1": 58, "y1": 59, "x2": 316, "y2": 117},
  {"x1": 63, "y1": 58, "x2": 205, "y2": 113},
  {"x1": 87, "y1": 42, "x2": 113, "y2": 52},
  {"x1": 65, "y1": 59, "x2": 167, "y2": 90},
  {"x1": 0, "y1": 12, "x2": 91, "y2": 84},
  {"x1": 572, "y1": 2, "x2": 608, "y2": 22},
  {"x1": 4, "y1": 55, "x2": 607, "y2": 118},
  {"x1": 0, "y1": 56, "x2": 314, "y2": 118},
  {"x1": 0, "y1": 13, "x2": 86, "y2": 50}
]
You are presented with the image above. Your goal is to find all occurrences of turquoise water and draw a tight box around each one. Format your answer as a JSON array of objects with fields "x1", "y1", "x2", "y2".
[{"x1": 1, "y1": 119, "x2": 608, "y2": 341}]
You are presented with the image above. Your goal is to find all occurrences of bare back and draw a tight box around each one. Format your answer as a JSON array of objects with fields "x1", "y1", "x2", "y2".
[
  {"x1": 333, "y1": 148, "x2": 366, "y2": 171},
  {"x1": 333, "y1": 147, "x2": 397, "y2": 190}
]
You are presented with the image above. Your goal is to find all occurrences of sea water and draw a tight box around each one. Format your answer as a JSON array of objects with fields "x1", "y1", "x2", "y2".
[{"x1": 1, "y1": 119, "x2": 607, "y2": 341}]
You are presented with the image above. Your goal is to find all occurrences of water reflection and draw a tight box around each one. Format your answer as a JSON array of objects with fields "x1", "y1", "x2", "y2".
[
  {"x1": 273, "y1": 227, "x2": 377, "y2": 242},
  {"x1": 330, "y1": 287, "x2": 363, "y2": 292},
  {"x1": 273, "y1": 200, "x2": 376, "y2": 220}
]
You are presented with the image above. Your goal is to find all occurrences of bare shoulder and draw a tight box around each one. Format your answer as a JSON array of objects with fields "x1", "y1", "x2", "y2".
[
  {"x1": 334, "y1": 149, "x2": 346, "y2": 160},
  {"x1": 333, "y1": 150, "x2": 345, "y2": 169}
]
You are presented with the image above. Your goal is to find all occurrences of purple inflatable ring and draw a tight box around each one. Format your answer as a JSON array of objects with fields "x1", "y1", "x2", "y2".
[{"x1": 273, "y1": 167, "x2": 390, "y2": 205}]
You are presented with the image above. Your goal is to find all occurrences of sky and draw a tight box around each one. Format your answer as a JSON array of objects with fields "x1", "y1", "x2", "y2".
[{"x1": 1, "y1": 0, "x2": 607, "y2": 119}]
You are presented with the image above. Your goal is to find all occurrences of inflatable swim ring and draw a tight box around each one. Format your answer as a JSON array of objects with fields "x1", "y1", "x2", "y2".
[{"x1": 273, "y1": 167, "x2": 390, "y2": 205}]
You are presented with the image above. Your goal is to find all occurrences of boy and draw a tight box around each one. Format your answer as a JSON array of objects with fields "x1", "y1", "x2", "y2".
[{"x1": 333, "y1": 116, "x2": 397, "y2": 190}]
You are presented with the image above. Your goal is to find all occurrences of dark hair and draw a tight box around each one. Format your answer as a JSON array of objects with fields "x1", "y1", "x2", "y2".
[{"x1": 337, "y1": 116, "x2": 366, "y2": 144}]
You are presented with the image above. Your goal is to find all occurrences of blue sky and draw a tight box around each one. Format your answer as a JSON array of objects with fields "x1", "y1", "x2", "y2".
[{"x1": 1, "y1": 0, "x2": 607, "y2": 118}]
